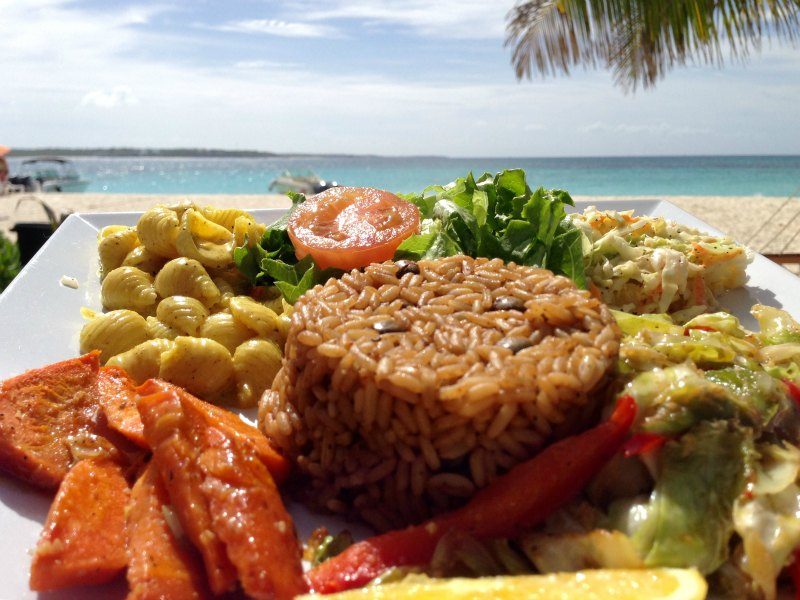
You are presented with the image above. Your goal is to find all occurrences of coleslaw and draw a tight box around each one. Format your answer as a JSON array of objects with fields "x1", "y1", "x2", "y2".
[{"x1": 570, "y1": 207, "x2": 751, "y2": 316}]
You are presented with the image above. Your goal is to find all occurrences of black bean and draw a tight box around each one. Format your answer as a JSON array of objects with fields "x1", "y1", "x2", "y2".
[
  {"x1": 395, "y1": 260, "x2": 420, "y2": 278},
  {"x1": 373, "y1": 319, "x2": 408, "y2": 334},
  {"x1": 492, "y1": 296, "x2": 526, "y2": 312},
  {"x1": 498, "y1": 337, "x2": 534, "y2": 354}
]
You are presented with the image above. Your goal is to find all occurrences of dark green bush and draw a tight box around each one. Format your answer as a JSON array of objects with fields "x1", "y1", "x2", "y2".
[{"x1": 0, "y1": 232, "x2": 20, "y2": 292}]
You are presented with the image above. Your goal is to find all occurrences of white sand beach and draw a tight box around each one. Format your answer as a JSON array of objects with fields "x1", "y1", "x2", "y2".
[{"x1": 2, "y1": 192, "x2": 799, "y2": 268}]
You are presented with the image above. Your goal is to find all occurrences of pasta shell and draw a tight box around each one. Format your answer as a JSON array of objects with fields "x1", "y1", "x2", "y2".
[
  {"x1": 175, "y1": 209, "x2": 234, "y2": 270},
  {"x1": 159, "y1": 337, "x2": 234, "y2": 398},
  {"x1": 99, "y1": 225, "x2": 131, "y2": 238},
  {"x1": 233, "y1": 339, "x2": 283, "y2": 408},
  {"x1": 106, "y1": 339, "x2": 174, "y2": 384},
  {"x1": 98, "y1": 226, "x2": 140, "y2": 277},
  {"x1": 199, "y1": 312, "x2": 254, "y2": 353},
  {"x1": 122, "y1": 245, "x2": 166, "y2": 277},
  {"x1": 201, "y1": 206, "x2": 253, "y2": 231},
  {"x1": 210, "y1": 277, "x2": 237, "y2": 310},
  {"x1": 146, "y1": 316, "x2": 181, "y2": 340},
  {"x1": 101, "y1": 266, "x2": 158, "y2": 314},
  {"x1": 156, "y1": 296, "x2": 209, "y2": 336},
  {"x1": 137, "y1": 206, "x2": 181, "y2": 258},
  {"x1": 233, "y1": 214, "x2": 266, "y2": 249},
  {"x1": 79, "y1": 310, "x2": 150, "y2": 364},
  {"x1": 154, "y1": 258, "x2": 221, "y2": 307},
  {"x1": 229, "y1": 296, "x2": 281, "y2": 338}
]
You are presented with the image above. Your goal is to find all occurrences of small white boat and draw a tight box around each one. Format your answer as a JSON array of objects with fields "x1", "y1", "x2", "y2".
[
  {"x1": 269, "y1": 170, "x2": 338, "y2": 195},
  {"x1": 19, "y1": 157, "x2": 90, "y2": 193}
]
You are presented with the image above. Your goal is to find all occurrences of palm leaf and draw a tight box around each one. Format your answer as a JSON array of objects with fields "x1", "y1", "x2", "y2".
[{"x1": 506, "y1": 0, "x2": 800, "y2": 90}]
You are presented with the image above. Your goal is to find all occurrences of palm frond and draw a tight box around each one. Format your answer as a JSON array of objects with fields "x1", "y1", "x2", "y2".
[{"x1": 506, "y1": 0, "x2": 800, "y2": 90}]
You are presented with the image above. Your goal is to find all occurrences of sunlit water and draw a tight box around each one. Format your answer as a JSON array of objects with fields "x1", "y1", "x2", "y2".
[{"x1": 7, "y1": 155, "x2": 800, "y2": 196}]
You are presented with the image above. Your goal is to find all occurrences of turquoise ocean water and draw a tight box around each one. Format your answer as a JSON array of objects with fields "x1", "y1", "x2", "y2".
[{"x1": 7, "y1": 155, "x2": 800, "y2": 196}]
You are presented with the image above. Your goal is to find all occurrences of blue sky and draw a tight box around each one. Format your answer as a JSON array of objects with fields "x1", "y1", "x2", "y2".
[{"x1": 2, "y1": 0, "x2": 800, "y2": 157}]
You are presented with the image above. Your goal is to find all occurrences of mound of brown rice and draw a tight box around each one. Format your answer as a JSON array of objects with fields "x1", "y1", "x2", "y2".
[{"x1": 259, "y1": 255, "x2": 620, "y2": 530}]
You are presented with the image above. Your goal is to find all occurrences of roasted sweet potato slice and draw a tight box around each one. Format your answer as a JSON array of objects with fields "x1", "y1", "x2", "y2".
[
  {"x1": 127, "y1": 462, "x2": 209, "y2": 600},
  {"x1": 138, "y1": 390, "x2": 238, "y2": 595},
  {"x1": 29, "y1": 458, "x2": 129, "y2": 591},
  {"x1": 0, "y1": 353, "x2": 108, "y2": 489},
  {"x1": 138, "y1": 379, "x2": 290, "y2": 483},
  {"x1": 198, "y1": 426, "x2": 306, "y2": 600},
  {"x1": 138, "y1": 388, "x2": 306, "y2": 599},
  {"x1": 96, "y1": 366, "x2": 148, "y2": 448}
]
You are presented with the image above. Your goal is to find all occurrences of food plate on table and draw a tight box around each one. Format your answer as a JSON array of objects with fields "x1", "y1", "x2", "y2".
[{"x1": 1, "y1": 183, "x2": 800, "y2": 599}]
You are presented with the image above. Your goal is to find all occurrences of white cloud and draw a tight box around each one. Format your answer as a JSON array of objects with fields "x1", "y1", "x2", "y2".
[
  {"x1": 0, "y1": 0, "x2": 798, "y2": 157},
  {"x1": 298, "y1": 0, "x2": 514, "y2": 39},
  {"x1": 232, "y1": 60, "x2": 298, "y2": 70},
  {"x1": 81, "y1": 86, "x2": 139, "y2": 109},
  {"x1": 524, "y1": 123, "x2": 546, "y2": 132},
  {"x1": 579, "y1": 121, "x2": 711, "y2": 136},
  {"x1": 217, "y1": 19, "x2": 337, "y2": 38}
]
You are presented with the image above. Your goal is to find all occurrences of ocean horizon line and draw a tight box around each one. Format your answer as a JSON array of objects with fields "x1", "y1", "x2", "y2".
[{"x1": 8, "y1": 148, "x2": 800, "y2": 161}]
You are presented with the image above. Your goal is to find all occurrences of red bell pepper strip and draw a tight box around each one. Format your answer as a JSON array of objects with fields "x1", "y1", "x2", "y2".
[
  {"x1": 307, "y1": 395, "x2": 637, "y2": 594},
  {"x1": 623, "y1": 431, "x2": 669, "y2": 458},
  {"x1": 785, "y1": 380, "x2": 800, "y2": 409}
]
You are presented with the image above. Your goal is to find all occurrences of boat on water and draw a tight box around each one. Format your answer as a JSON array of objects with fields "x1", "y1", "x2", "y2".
[
  {"x1": 268, "y1": 170, "x2": 338, "y2": 195},
  {"x1": 16, "y1": 157, "x2": 90, "y2": 193}
]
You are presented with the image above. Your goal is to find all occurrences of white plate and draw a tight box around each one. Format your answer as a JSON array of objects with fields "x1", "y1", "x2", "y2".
[{"x1": 0, "y1": 201, "x2": 799, "y2": 599}]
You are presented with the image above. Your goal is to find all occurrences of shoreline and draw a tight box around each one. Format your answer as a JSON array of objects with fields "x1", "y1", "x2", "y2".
[{"x1": 2, "y1": 192, "x2": 799, "y2": 262}]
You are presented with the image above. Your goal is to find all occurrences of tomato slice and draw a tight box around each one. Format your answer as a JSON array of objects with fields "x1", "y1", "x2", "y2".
[{"x1": 287, "y1": 187, "x2": 420, "y2": 271}]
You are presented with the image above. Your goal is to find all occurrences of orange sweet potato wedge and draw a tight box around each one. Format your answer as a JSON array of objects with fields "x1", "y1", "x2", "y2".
[
  {"x1": 127, "y1": 462, "x2": 209, "y2": 600},
  {"x1": 138, "y1": 390, "x2": 239, "y2": 595},
  {"x1": 138, "y1": 388, "x2": 307, "y2": 599},
  {"x1": 138, "y1": 379, "x2": 290, "y2": 484},
  {"x1": 29, "y1": 458, "x2": 129, "y2": 591},
  {"x1": 197, "y1": 424, "x2": 307, "y2": 600},
  {"x1": 0, "y1": 353, "x2": 105, "y2": 489},
  {"x1": 96, "y1": 366, "x2": 148, "y2": 449}
]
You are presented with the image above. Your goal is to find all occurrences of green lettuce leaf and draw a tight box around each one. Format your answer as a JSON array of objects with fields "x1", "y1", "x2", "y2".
[
  {"x1": 394, "y1": 170, "x2": 587, "y2": 286},
  {"x1": 233, "y1": 192, "x2": 332, "y2": 300}
]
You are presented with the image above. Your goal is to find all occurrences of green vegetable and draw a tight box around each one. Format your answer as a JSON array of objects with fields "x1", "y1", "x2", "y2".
[
  {"x1": 0, "y1": 232, "x2": 20, "y2": 292},
  {"x1": 611, "y1": 310, "x2": 683, "y2": 336},
  {"x1": 311, "y1": 530, "x2": 355, "y2": 566},
  {"x1": 624, "y1": 364, "x2": 741, "y2": 435},
  {"x1": 705, "y1": 366, "x2": 783, "y2": 427},
  {"x1": 618, "y1": 421, "x2": 750, "y2": 574},
  {"x1": 650, "y1": 330, "x2": 740, "y2": 368},
  {"x1": 753, "y1": 304, "x2": 800, "y2": 345},
  {"x1": 233, "y1": 192, "x2": 342, "y2": 302},
  {"x1": 235, "y1": 171, "x2": 590, "y2": 302},
  {"x1": 623, "y1": 361, "x2": 781, "y2": 435},
  {"x1": 683, "y1": 312, "x2": 746, "y2": 338},
  {"x1": 396, "y1": 170, "x2": 587, "y2": 287}
]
